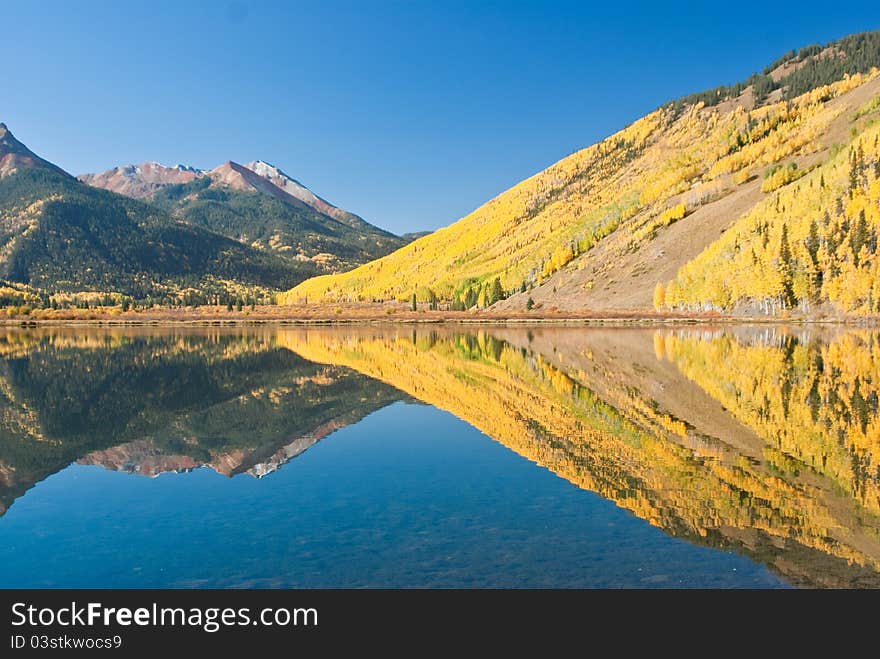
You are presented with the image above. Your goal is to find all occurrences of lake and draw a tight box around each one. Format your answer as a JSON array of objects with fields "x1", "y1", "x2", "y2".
[{"x1": 0, "y1": 324, "x2": 877, "y2": 588}]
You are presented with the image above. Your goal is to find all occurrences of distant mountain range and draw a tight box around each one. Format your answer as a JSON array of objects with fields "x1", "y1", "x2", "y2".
[
  {"x1": 78, "y1": 162, "x2": 202, "y2": 199},
  {"x1": 284, "y1": 29, "x2": 880, "y2": 318},
  {"x1": 0, "y1": 123, "x2": 412, "y2": 302},
  {"x1": 79, "y1": 158, "x2": 404, "y2": 271}
]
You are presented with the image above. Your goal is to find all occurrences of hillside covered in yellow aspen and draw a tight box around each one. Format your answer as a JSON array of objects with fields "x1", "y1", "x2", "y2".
[{"x1": 284, "y1": 31, "x2": 880, "y2": 317}]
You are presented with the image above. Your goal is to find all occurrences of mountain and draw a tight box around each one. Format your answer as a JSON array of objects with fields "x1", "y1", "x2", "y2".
[
  {"x1": 0, "y1": 122, "x2": 69, "y2": 179},
  {"x1": 243, "y1": 160, "x2": 373, "y2": 231},
  {"x1": 0, "y1": 125, "x2": 316, "y2": 299},
  {"x1": 153, "y1": 164, "x2": 406, "y2": 271},
  {"x1": 283, "y1": 30, "x2": 880, "y2": 317},
  {"x1": 80, "y1": 159, "x2": 365, "y2": 224},
  {"x1": 81, "y1": 158, "x2": 409, "y2": 271},
  {"x1": 78, "y1": 162, "x2": 201, "y2": 199}
]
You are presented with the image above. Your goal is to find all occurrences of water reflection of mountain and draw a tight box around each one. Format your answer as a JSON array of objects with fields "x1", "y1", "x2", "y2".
[
  {"x1": 2, "y1": 326, "x2": 879, "y2": 587},
  {"x1": 0, "y1": 329, "x2": 406, "y2": 515},
  {"x1": 279, "y1": 326, "x2": 880, "y2": 588}
]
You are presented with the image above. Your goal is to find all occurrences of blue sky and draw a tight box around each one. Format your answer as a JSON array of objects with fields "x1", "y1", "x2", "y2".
[{"x1": 2, "y1": 1, "x2": 878, "y2": 233}]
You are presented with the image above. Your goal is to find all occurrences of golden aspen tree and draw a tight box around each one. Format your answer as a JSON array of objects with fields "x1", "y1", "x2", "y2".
[{"x1": 653, "y1": 282, "x2": 666, "y2": 310}]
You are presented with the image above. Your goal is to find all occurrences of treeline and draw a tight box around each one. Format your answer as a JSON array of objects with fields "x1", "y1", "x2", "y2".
[
  {"x1": 400, "y1": 277, "x2": 515, "y2": 311},
  {"x1": 450, "y1": 277, "x2": 508, "y2": 310},
  {"x1": 667, "y1": 29, "x2": 880, "y2": 112},
  {"x1": 0, "y1": 285, "x2": 279, "y2": 313}
]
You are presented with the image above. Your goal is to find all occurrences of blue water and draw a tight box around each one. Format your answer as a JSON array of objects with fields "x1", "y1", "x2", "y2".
[{"x1": 0, "y1": 402, "x2": 785, "y2": 588}]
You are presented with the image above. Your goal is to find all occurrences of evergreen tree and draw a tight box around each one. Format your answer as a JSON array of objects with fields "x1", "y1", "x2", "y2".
[
  {"x1": 849, "y1": 150, "x2": 861, "y2": 195},
  {"x1": 805, "y1": 218, "x2": 820, "y2": 265},
  {"x1": 779, "y1": 223, "x2": 796, "y2": 308},
  {"x1": 851, "y1": 210, "x2": 868, "y2": 265},
  {"x1": 464, "y1": 287, "x2": 477, "y2": 309},
  {"x1": 490, "y1": 277, "x2": 504, "y2": 304}
]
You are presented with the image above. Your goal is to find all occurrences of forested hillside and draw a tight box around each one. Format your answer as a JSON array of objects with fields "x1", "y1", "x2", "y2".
[
  {"x1": 0, "y1": 168, "x2": 314, "y2": 302},
  {"x1": 284, "y1": 30, "x2": 880, "y2": 317},
  {"x1": 151, "y1": 176, "x2": 405, "y2": 272},
  {"x1": 82, "y1": 159, "x2": 409, "y2": 273}
]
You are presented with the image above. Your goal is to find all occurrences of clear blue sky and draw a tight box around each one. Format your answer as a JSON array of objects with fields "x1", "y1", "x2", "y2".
[{"x1": 2, "y1": 1, "x2": 877, "y2": 234}]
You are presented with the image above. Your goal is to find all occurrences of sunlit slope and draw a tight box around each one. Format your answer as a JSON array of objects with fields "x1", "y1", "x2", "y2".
[
  {"x1": 665, "y1": 104, "x2": 880, "y2": 314},
  {"x1": 283, "y1": 109, "x2": 660, "y2": 304},
  {"x1": 284, "y1": 62, "x2": 880, "y2": 310},
  {"x1": 279, "y1": 327, "x2": 880, "y2": 587}
]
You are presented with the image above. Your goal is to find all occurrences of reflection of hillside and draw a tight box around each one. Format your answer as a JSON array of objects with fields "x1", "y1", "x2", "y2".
[
  {"x1": 280, "y1": 327, "x2": 880, "y2": 587},
  {"x1": 0, "y1": 329, "x2": 404, "y2": 515},
  {"x1": 658, "y1": 328, "x2": 880, "y2": 516}
]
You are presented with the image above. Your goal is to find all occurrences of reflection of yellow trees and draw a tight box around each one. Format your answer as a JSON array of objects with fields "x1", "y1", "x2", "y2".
[
  {"x1": 659, "y1": 329, "x2": 880, "y2": 516},
  {"x1": 284, "y1": 71, "x2": 877, "y2": 307},
  {"x1": 280, "y1": 328, "x2": 880, "y2": 585}
]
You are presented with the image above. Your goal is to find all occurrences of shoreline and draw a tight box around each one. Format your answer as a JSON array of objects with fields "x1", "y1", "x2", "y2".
[{"x1": 0, "y1": 303, "x2": 876, "y2": 327}]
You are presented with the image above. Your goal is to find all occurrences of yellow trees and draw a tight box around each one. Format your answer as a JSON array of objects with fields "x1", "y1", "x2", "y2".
[
  {"x1": 541, "y1": 244, "x2": 575, "y2": 279},
  {"x1": 732, "y1": 168, "x2": 753, "y2": 184},
  {"x1": 281, "y1": 69, "x2": 880, "y2": 307},
  {"x1": 658, "y1": 203, "x2": 686, "y2": 225},
  {"x1": 761, "y1": 162, "x2": 808, "y2": 192},
  {"x1": 653, "y1": 282, "x2": 666, "y2": 310},
  {"x1": 667, "y1": 119, "x2": 880, "y2": 315}
]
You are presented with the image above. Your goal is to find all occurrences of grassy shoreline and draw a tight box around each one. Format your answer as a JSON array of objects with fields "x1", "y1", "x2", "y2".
[{"x1": 0, "y1": 302, "x2": 874, "y2": 326}]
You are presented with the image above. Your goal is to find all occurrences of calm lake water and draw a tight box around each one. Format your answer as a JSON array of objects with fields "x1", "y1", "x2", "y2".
[{"x1": 0, "y1": 325, "x2": 877, "y2": 588}]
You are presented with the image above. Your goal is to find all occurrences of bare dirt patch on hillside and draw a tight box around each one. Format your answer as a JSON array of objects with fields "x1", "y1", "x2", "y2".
[{"x1": 495, "y1": 177, "x2": 763, "y2": 312}]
